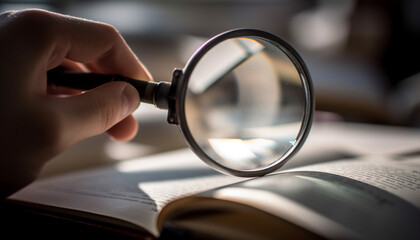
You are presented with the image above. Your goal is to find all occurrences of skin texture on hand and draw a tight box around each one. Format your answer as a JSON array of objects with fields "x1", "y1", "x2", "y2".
[{"x1": 0, "y1": 9, "x2": 152, "y2": 198}]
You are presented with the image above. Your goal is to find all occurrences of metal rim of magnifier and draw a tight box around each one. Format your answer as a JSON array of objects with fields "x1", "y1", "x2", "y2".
[{"x1": 175, "y1": 28, "x2": 314, "y2": 177}]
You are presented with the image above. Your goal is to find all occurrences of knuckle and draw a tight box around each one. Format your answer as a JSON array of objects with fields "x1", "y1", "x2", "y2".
[
  {"x1": 100, "y1": 22, "x2": 120, "y2": 38},
  {"x1": 4, "y1": 9, "x2": 55, "y2": 44},
  {"x1": 98, "y1": 23, "x2": 124, "y2": 57},
  {"x1": 8, "y1": 9, "x2": 51, "y2": 28},
  {"x1": 100, "y1": 105, "x2": 114, "y2": 131},
  {"x1": 94, "y1": 93, "x2": 118, "y2": 131},
  {"x1": 0, "y1": 10, "x2": 14, "y2": 20}
]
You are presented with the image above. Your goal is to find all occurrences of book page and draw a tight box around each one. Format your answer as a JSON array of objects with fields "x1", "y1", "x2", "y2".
[
  {"x1": 173, "y1": 157, "x2": 420, "y2": 239},
  {"x1": 9, "y1": 148, "x2": 242, "y2": 236},
  {"x1": 284, "y1": 157, "x2": 420, "y2": 208}
]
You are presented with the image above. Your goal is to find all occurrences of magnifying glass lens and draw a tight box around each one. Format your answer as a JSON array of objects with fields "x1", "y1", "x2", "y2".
[{"x1": 184, "y1": 36, "x2": 308, "y2": 173}]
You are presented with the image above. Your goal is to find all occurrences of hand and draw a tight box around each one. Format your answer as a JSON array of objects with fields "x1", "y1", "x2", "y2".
[{"x1": 0, "y1": 9, "x2": 152, "y2": 197}]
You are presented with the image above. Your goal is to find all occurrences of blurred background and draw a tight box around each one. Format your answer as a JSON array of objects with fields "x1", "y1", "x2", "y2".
[{"x1": 1, "y1": 0, "x2": 420, "y2": 176}]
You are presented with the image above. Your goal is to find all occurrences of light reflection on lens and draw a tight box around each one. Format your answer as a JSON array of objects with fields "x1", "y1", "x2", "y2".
[{"x1": 188, "y1": 38, "x2": 264, "y2": 94}]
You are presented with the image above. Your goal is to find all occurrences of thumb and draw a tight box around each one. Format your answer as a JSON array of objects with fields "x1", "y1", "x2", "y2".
[{"x1": 51, "y1": 81, "x2": 140, "y2": 145}]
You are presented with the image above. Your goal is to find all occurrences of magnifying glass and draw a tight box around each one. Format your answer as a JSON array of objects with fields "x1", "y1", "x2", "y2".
[{"x1": 48, "y1": 29, "x2": 314, "y2": 177}]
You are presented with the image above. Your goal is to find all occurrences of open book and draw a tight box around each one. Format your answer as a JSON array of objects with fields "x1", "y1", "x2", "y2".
[{"x1": 6, "y1": 123, "x2": 420, "y2": 239}]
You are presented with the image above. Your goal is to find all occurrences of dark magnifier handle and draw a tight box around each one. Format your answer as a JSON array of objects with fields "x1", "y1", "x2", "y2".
[{"x1": 47, "y1": 69, "x2": 171, "y2": 109}]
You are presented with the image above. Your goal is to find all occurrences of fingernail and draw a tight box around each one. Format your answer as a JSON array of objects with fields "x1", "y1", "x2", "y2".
[{"x1": 122, "y1": 85, "x2": 140, "y2": 116}]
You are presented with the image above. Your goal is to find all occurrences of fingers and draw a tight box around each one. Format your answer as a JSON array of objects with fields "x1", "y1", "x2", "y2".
[
  {"x1": 2, "y1": 9, "x2": 152, "y2": 89},
  {"x1": 42, "y1": 10, "x2": 152, "y2": 81},
  {"x1": 48, "y1": 81, "x2": 140, "y2": 147},
  {"x1": 0, "y1": 9, "x2": 150, "y2": 197},
  {"x1": 0, "y1": 9, "x2": 150, "y2": 150},
  {"x1": 8, "y1": 9, "x2": 150, "y2": 144}
]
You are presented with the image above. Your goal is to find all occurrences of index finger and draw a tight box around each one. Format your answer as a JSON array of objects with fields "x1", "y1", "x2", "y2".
[{"x1": 11, "y1": 9, "x2": 152, "y2": 81}]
